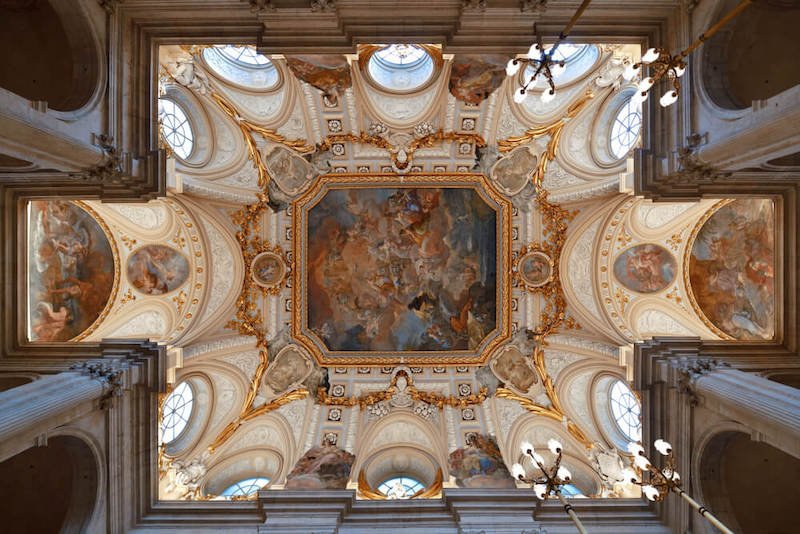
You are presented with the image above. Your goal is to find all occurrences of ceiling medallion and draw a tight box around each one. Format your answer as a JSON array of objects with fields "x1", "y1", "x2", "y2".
[
  {"x1": 516, "y1": 249, "x2": 554, "y2": 289},
  {"x1": 250, "y1": 249, "x2": 289, "y2": 294},
  {"x1": 292, "y1": 173, "x2": 512, "y2": 366}
]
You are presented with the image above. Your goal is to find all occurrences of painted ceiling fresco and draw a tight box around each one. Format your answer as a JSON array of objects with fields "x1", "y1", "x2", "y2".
[{"x1": 20, "y1": 42, "x2": 780, "y2": 503}]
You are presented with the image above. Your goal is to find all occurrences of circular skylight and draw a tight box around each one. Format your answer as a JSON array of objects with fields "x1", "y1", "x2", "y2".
[
  {"x1": 377, "y1": 476, "x2": 426, "y2": 499},
  {"x1": 158, "y1": 99, "x2": 194, "y2": 160},
  {"x1": 202, "y1": 45, "x2": 279, "y2": 89},
  {"x1": 610, "y1": 98, "x2": 642, "y2": 159},
  {"x1": 367, "y1": 44, "x2": 435, "y2": 92},
  {"x1": 160, "y1": 381, "x2": 194, "y2": 443},
  {"x1": 610, "y1": 380, "x2": 642, "y2": 442},
  {"x1": 220, "y1": 477, "x2": 270, "y2": 498}
]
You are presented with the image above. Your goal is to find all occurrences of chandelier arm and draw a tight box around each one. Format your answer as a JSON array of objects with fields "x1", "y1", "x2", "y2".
[
  {"x1": 679, "y1": 0, "x2": 752, "y2": 58},
  {"x1": 671, "y1": 486, "x2": 736, "y2": 534},
  {"x1": 556, "y1": 492, "x2": 589, "y2": 534},
  {"x1": 558, "y1": 0, "x2": 594, "y2": 42}
]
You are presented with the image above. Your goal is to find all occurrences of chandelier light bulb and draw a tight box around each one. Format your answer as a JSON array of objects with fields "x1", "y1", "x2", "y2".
[
  {"x1": 511, "y1": 463, "x2": 526, "y2": 480},
  {"x1": 631, "y1": 90, "x2": 649, "y2": 106},
  {"x1": 557, "y1": 466, "x2": 572, "y2": 482},
  {"x1": 633, "y1": 454, "x2": 652, "y2": 470},
  {"x1": 534, "y1": 483, "x2": 548, "y2": 500},
  {"x1": 673, "y1": 64, "x2": 686, "y2": 78},
  {"x1": 623, "y1": 63, "x2": 640, "y2": 81},
  {"x1": 642, "y1": 484, "x2": 661, "y2": 501},
  {"x1": 659, "y1": 90, "x2": 679, "y2": 107},
  {"x1": 551, "y1": 62, "x2": 566, "y2": 78},
  {"x1": 654, "y1": 439, "x2": 673, "y2": 455},
  {"x1": 621, "y1": 468, "x2": 638, "y2": 484},
  {"x1": 548, "y1": 438, "x2": 563, "y2": 455},
  {"x1": 540, "y1": 88, "x2": 556, "y2": 103},
  {"x1": 506, "y1": 58, "x2": 521, "y2": 77},
  {"x1": 637, "y1": 76, "x2": 654, "y2": 92},
  {"x1": 641, "y1": 47, "x2": 660, "y2": 64},
  {"x1": 513, "y1": 88, "x2": 528, "y2": 104},
  {"x1": 520, "y1": 441, "x2": 535, "y2": 456},
  {"x1": 627, "y1": 442, "x2": 645, "y2": 456},
  {"x1": 527, "y1": 43, "x2": 543, "y2": 59}
]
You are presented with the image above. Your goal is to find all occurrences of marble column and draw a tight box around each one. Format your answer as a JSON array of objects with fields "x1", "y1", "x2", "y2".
[
  {"x1": 680, "y1": 360, "x2": 800, "y2": 458},
  {"x1": 0, "y1": 361, "x2": 125, "y2": 447}
]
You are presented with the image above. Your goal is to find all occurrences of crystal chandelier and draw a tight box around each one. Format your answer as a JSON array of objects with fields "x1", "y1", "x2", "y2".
[
  {"x1": 623, "y1": 0, "x2": 753, "y2": 107},
  {"x1": 624, "y1": 440, "x2": 735, "y2": 534},
  {"x1": 512, "y1": 438, "x2": 588, "y2": 534},
  {"x1": 506, "y1": 0, "x2": 594, "y2": 104}
]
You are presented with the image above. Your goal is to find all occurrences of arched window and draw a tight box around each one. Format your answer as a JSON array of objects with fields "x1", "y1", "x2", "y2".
[
  {"x1": 202, "y1": 45, "x2": 279, "y2": 89},
  {"x1": 160, "y1": 381, "x2": 194, "y2": 444},
  {"x1": 158, "y1": 99, "x2": 194, "y2": 160},
  {"x1": 609, "y1": 98, "x2": 642, "y2": 159},
  {"x1": 367, "y1": 44, "x2": 435, "y2": 92},
  {"x1": 220, "y1": 477, "x2": 270, "y2": 498},
  {"x1": 377, "y1": 476, "x2": 426, "y2": 499},
  {"x1": 610, "y1": 380, "x2": 642, "y2": 442}
]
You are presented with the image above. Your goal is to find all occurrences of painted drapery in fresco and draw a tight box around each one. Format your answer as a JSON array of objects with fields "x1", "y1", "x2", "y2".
[
  {"x1": 689, "y1": 199, "x2": 775, "y2": 340},
  {"x1": 27, "y1": 201, "x2": 115, "y2": 341},
  {"x1": 306, "y1": 187, "x2": 498, "y2": 352}
]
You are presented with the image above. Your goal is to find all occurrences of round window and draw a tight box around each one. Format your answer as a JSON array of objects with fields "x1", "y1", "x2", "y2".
[
  {"x1": 610, "y1": 379, "x2": 642, "y2": 442},
  {"x1": 160, "y1": 381, "x2": 194, "y2": 443},
  {"x1": 158, "y1": 99, "x2": 194, "y2": 160},
  {"x1": 609, "y1": 98, "x2": 642, "y2": 159}
]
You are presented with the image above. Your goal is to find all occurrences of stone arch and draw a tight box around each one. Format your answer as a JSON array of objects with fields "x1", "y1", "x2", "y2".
[
  {"x1": 203, "y1": 448, "x2": 284, "y2": 496},
  {"x1": 696, "y1": 429, "x2": 800, "y2": 534},
  {"x1": 700, "y1": 0, "x2": 800, "y2": 110},
  {"x1": 0, "y1": 434, "x2": 101, "y2": 533},
  {"x1": 0, "y1": 0, "x2": 103, "y2": 114},
  {"x1": 354, "y1": 412, "x2": 448, "y2": 482}
]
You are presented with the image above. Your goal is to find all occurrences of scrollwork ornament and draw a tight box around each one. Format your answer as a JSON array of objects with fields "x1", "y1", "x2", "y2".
[
  {"x1": 74, "y1": 134, "x2": 127, "y2": 185},
  {"x1": 70, "y1": 358, "x2": 128, "y2": 408},
  {"x1": 462, "y1": 0, "x2": 486, "y2": 10},
  {"x1": 520, "y1": 0, "x2": 548, "y2": 13},
  {"x1": 310, "y1": 0, "x2": 336, "y2": 11},
  {"x1": 243, "y1": 0, "x2": 275, "y2": 12},
  {"x1": 675, "y1": 358, "x2": 729, "y2": 407},
  {"x1": 662, "y1": 146, "x2": 732, "y2": 186}
]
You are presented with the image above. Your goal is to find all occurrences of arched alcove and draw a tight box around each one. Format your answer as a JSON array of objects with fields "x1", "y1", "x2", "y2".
[
  {"x1": 699, "y1": 431, "x2": 800, "y2": 534},
  {"x1": 0, "y1": 436, "x2": 99, "y2": 533},
  {"x1": 701, "y1": 0, "x2": 800, "y2": 110},
  {"x1": 0, "y1": 0, "x2": 100, "y2": 112}
]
